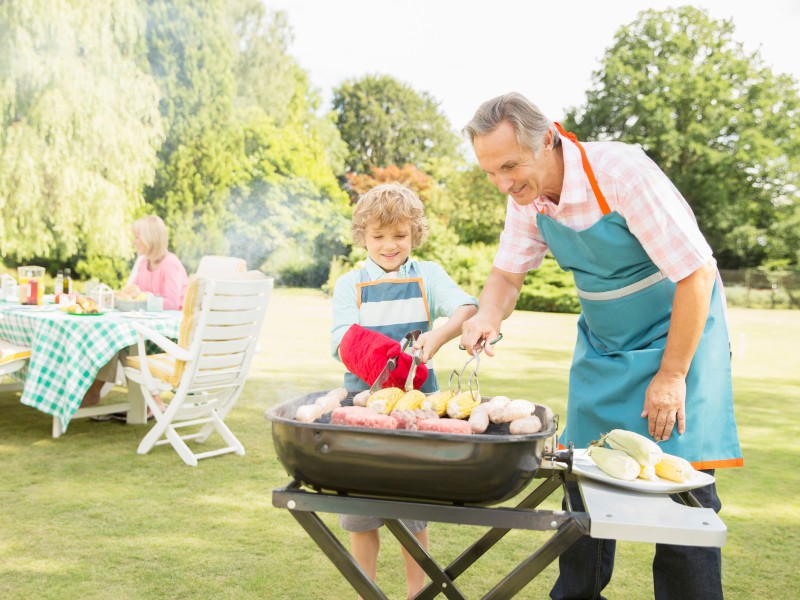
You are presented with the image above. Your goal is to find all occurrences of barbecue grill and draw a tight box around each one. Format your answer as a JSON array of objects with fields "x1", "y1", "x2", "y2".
[{"x1": 267, "y1": 390, "x2": 727, "y2": 599}]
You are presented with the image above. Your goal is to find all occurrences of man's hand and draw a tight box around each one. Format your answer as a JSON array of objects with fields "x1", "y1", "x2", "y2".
[{"x1": 642, "y1": 370, "x2": 687, "y2": 441}]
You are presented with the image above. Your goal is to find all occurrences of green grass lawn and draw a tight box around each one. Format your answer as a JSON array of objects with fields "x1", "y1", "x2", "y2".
[{"x1": 1, "y1": 288, "x2": 798, "y2": 599}]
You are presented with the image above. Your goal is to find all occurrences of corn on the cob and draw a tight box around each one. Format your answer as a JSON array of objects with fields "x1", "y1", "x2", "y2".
[
  {"x1": 655, "y1": 453, "x2": 695, "y2": 482},
  {"x1": 589, "y1": 446, "x2": 640, "y2": 480},
  {"x1": 446, "y1": 391, "x2": 481, "y2": 419},
  {"x1": 602, "y1": 429, "x2": 663, "y2": 467},
  {"x1": 395, "y1": 389, "x2": 426, "y2": 411},
  {"x1": 366, "y1": 387, "x2": 404, "y2": 414},
  {"x1": 420, "y1": 389, "x2": 455, "y2": 416},
  {"x1": 638, "y1": 464, "x2": 658, "y2": 482}
]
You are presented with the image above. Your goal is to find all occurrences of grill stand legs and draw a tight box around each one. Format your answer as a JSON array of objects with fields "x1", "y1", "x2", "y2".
[{"x1": 275, "y1": 473, "x2": 590, "y2": 599}]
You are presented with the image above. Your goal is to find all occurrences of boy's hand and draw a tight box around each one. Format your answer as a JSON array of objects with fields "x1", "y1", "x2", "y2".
[{"x1": 413, "y1": 331, "x2": 442, "y2": 363}]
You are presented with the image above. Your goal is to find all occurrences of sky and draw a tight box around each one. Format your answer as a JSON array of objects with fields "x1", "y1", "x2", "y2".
[{"x1": 267, "y1": 0, "x2": 800, "y2": 134}]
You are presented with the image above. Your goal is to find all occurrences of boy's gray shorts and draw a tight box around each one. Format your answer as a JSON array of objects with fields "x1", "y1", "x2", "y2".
[{"x1": 339, "y1": 514, "x2": 427, "y2": 534}]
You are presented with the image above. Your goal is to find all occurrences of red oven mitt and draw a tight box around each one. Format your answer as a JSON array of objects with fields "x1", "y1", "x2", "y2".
[{"x1": 339, "y1": 324, "x2": 428, "y2": 389}]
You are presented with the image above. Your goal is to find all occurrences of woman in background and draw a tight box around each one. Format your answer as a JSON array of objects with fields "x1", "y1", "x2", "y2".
[
  {"x1": 123, "y1": 215, "x2": 188, "y2": 311},
  {"x1": 82, "y1": 215, "x2": 188, "y2": 409}
]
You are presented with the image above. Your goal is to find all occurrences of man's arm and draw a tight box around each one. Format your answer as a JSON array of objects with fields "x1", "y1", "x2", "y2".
[
  {"x1": 642, "y1": 258, "x2": 717, "y2": 441},
  {"x1": 460, "y1": 267, "x2": 526, "y2": 356}
]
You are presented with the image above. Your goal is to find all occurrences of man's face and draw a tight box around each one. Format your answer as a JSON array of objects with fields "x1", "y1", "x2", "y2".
[{"x1": 473, "y1": 121, "x2": 553, "y2": 206}]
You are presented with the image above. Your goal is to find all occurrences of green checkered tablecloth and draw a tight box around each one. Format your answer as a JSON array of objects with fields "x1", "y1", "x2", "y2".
[{"x1": 0, "y1": 304, "x2": 180, "y2": 433}]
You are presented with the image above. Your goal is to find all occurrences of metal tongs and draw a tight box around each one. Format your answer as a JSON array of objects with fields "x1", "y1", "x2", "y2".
[
  {"x1": 450, "y1": 334, "x2": 503, "y2": 399},
  {"x1": 369, "y1": 330, "x2": 421, "y2": 393}
]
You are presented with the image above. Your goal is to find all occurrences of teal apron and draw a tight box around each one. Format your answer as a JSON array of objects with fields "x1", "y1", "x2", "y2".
[
  {"x1": 544, "y1": 128, "x2": 741, "y2": 469},
  {"x1": 343, "y1": 263, "x2": 438, "y2": 393}
]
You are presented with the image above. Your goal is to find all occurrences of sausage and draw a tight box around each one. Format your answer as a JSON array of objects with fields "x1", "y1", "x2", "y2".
[
  {"x1": 418, "y1": 418, "x2": 472, "y2": 435},
  {"x1": 509, "y1": 415, "x2": 543, "y2": 435},
  {"x1": 488, "y1": 395, "x2": 511, "y2": 409},
  {"x1": 295, "y1": 403, "x2": 324, "y2": 423},
  {"x1": 489, "y1": 399, "x2": 535, "y2": 424},
  {"x1": 468, "y1": 403, "x2": 492, "y2": 434},
  {"x1": 315, "y1": 387, "x2": 347, "y2": 413},
  {"x1": 352, "y1": 390, "x2": 371, "y2": 407}
]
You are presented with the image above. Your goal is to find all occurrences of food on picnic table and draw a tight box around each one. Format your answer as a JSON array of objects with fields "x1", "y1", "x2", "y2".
[
  {"x1": 114, "y1": 284, "x2": 152, "y2": 302},
  {"x1": 66, "y1": 296, "x2": 100, "y2": 314},
  {"x1": 366, "y1": 387, "x2": 404, "y2": 414},
  {"x1": 417, "y1": 417, "x2": 472, "y2": 435},
  {"x1": 446, "y1": 391, "x2": 481, "y2": 419},
  {"x1": 588, "y1": 446, "x2": 641, "y2": 481},
  {"x1": 589, "y1": 429, "x2": 696, "y2": 483},
  {"x1": 420, "y1": 389, "x2": 454, "y2": 416}
]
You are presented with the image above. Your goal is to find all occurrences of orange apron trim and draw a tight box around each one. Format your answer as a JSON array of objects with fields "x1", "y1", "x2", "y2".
[
  {"x1": 691, "y1": 457, "x2": 743, "y2": 470},
  {"x1": 553, "y1": 122, "x2": 612, "y2": 215}
]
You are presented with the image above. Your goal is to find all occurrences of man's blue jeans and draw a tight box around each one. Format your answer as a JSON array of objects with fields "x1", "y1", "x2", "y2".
[{"x1": 550, "y1": 470, "x2": 723, "y2": 600}]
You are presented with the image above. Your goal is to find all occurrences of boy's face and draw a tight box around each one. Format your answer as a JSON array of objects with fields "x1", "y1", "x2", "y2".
[{"x1": 364, "y1": 220, "x2": 413, "y2": 272}]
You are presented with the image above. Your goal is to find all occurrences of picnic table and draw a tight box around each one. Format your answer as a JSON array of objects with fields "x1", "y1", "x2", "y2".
[{"x1": 0, "y1": 303, "x2": 180, "y2": 436}]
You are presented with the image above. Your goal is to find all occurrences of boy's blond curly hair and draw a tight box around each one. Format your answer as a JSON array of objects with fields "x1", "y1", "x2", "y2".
[{"x1": 351, "y1": 183, "x2": 429, "y2": 249}]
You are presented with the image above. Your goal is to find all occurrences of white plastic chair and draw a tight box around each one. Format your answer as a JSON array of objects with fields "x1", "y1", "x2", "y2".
[
  {"x1": 124, "y1": 274, "x2": 273, "y2": 466},
  {"x1": 195, "y1": 255, "x2": 247, "y2": 278},
  {"x1": 0, "y1": 340, "x2": 31, "y2": 392}
]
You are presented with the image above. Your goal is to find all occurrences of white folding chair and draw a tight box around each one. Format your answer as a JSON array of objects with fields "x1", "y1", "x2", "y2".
[
  {"x1": 124, "y1": 273, "x2": 272, "y2": 466},
  {"x1": 0, "y1": 340, "x2": 31, "y2": 392},
  {"x1": 195, "y1": 255, "x2": 247, "y2": 278}
]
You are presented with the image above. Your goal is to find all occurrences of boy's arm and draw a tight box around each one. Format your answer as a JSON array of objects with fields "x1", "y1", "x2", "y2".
[
  {"x1": 414, "y1": 303, "x2": 478, "y2": 363},
  {"x1": 331, "y1": 274, "x2": 360, "y2": 361}
]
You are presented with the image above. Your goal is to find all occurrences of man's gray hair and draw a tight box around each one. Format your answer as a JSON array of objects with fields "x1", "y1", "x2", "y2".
[{"x1": 462, "y1": 92, "x2": 560, "y2": 156}]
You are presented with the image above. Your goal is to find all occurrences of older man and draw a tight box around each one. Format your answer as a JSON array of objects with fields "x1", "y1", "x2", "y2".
[{"x1": 460, "y1": 92, "x2": 741, "y2": 600}]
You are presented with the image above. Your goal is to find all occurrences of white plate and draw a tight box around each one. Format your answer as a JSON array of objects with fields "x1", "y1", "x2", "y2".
[{"x1": 571, "y1": 448, "x2": 715, "y2": 493}]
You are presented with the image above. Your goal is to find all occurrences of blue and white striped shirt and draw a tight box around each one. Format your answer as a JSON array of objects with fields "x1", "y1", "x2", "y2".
[{"x1": 331, "y1": 257, "x2": 478, "y2": 359}]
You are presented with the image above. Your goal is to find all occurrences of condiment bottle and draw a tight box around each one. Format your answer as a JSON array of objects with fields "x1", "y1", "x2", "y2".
[
  {"x1": 54, "y1": 270, "x2": 64, "y2": 296},
  {"x1": 64, "y1": 268, "x2": 73, "y2": 294}
]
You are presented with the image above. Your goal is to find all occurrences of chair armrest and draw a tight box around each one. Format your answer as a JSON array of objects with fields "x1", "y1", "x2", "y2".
[{"x1": 129, "y1": 321, "x2": 193, "y2": 362}]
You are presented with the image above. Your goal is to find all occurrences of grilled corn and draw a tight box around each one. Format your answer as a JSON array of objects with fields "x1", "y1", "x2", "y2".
[
  {"x1": 446, "y1": 391, "x2": 481, "y2": 419},
  {"x1": 655, "y1": 453, "x2": 695, "y2": 483},
  {"x1": 602, "y1": 429, "x2": 664, "y2": 467},
  {"x1": 366, "y1": 387, "x2": 404, "y2": 414},
  {"x1": 395, "y1": 389, "x2": 426, "y2": 411},
  {"x1": 589, "y1": 446, "x2": 640, "y2": 481},
  {"x1": 420, "y1": 389, "x2": 455, "y2": 416}
]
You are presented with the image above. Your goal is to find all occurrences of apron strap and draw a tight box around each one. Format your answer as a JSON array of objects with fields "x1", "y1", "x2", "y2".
[{"x1": 554, "y1": 122, "x2": 611, "y2": 215}]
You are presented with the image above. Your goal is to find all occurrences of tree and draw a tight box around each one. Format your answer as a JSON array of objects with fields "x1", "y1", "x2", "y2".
[
  {"x1": 344, "y1": 164, "x2": 434, "y2": 203},
  {"x1": 140, "y1": 0, "x2": 241, "y2": 269},
  {"x1": 332, "y1": 74, "x2": 460, "y2": 174},
  {"x1": 0, "y1": 0, "x2": 163, "y2": 263},
  {"x1": 563, "y1": 6, "x2": 800, "y2": 268}
]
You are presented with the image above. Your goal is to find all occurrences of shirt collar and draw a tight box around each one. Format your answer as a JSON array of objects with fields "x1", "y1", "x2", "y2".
[
  {"x1": 531, "y1": 136, "x2": 588, "y2": 215},
  {"x1": 365, "y1": 256, "x2": 414, "y2": 280}
]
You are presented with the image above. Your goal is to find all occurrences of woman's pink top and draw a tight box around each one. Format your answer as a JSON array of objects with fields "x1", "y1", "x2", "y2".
[{"x1": 131, "y1": 252, "x2": 189, "y2": 310}]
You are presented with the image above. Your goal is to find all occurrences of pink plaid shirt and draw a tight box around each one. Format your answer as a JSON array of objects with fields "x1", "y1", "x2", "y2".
[{"x1": 494, "y1": 137, "x2": 713, "y2": 282}]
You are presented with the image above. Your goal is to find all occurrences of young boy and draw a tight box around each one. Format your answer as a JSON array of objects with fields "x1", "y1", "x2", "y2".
[{"x1": 331, "y1": 183, "x2": 478, "y2": 598}]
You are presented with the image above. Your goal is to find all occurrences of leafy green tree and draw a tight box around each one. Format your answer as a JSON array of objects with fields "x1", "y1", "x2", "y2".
[
  {"x1": 332, "y1": 74, "x2": 460, "y2": 174},
  {"x1": 563, "y1": 6, "x2": 800, "y2": 268},
  {"x1": 140, "y1": 0, "x2": 240, "y2": 269},
  {"x1": 222, "y1": 2, "x2": 350, "y2": 283},
  {"x1": 0, "y1": 0, "x2": 163, "y2": 264}
]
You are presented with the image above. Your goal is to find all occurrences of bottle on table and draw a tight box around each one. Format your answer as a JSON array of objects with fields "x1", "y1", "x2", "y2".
[
  {"x1": 64, "y1": 268, "x2": 73, "y2": 294},
  {"x1": 54, "y1": 270, "x2": 64, "y2": 296}
]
